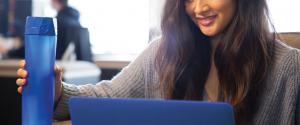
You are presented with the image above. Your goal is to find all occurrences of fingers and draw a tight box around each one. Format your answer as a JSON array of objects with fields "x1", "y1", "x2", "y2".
[
  {"x1": 16, "y1": 78, "x2": 26, "y2": 86},
  {"x1": 19, "y1": 60, "x2": 26, "y2": 68},
  {"x1": 17, "y1": 60, "x2": 26, "y2": 94},
  {"x1": 17, "y1": 87, "x2": 23, "y2": 93},
  {"x1": 17, "y1": 69, "x2": 28, "y2": 78}
]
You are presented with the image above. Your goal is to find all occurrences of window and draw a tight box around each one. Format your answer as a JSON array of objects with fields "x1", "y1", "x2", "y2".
[
  {"x1": 66, "y1": 0, "x2": 300, "y2": 54},
  {"x1": 69, "y1": 0, "x2": 151, "y2": 55},
  {"x1": 268, "y1": 0, "x2": 300, "y2": 32},
  {"x1": 33, "y1": 0, "x2": 161, "y2": 55},
  {"x1": 33, "y1": 0, "x2": 299, "y2": 55}
]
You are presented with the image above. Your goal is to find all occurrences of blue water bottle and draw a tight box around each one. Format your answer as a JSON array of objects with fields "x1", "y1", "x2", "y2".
[{"x1": 23, "y1": 17, "x2": 57, "y2": 125}]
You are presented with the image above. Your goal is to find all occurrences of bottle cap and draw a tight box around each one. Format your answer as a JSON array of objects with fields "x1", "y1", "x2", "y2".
[{"x1": 25, "y1": 17, "x2": 57, "y2": 36}]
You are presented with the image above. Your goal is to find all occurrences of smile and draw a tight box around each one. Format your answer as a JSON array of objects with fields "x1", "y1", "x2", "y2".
[{"x1": 197, "y1": 15, "x2": 217, "y2": 27}]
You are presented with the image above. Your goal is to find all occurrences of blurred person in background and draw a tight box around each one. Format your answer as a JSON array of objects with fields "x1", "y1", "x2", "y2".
[
  {"x1": 51, "y1": 0, "x2": 82, "y2": 59},
  {"x1": 0, "y1": 0, "x2": 82, "y2": 59}
]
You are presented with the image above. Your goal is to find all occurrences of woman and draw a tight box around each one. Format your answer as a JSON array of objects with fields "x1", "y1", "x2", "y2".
[{"x1": 16, "y1": 0, "x2": 300, "y2": 124}]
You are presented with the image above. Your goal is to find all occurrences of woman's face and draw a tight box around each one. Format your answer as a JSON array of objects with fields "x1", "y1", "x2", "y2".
[{"x1": 185, "y1": 0, "x2": 236, "y2": 37}]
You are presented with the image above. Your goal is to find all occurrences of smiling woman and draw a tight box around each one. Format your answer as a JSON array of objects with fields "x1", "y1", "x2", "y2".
[{"x1": 156, "y1": 0, "x2": 279, "y2": 124}]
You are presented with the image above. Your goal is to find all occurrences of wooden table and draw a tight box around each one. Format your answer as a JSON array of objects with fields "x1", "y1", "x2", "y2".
[{"x1": 53, "y1": 120, "x2": 71, "y2": 125}]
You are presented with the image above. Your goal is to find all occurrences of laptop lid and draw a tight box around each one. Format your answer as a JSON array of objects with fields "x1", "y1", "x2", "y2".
[{"x1": 69, "y1": 97, "x2": 235, "y2": 125}]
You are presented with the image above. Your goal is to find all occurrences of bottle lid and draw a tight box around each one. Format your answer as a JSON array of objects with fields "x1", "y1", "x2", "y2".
[{"x1": 25, "y1": 17, "x2": 57, "y2": 36}]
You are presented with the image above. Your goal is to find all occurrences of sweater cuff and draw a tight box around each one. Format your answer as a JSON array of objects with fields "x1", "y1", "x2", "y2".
[{"x1": 53, "y1": 83, "x2": 78, "y2": 120}]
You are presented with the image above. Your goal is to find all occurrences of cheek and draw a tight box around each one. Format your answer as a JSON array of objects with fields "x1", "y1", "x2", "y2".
[
  {"x1": 185, "y1": 5, "x2": 199, "y2": 28},
  {"x1": 185, "y1": 5, "x2": 194, "y2": 20},
  {"x1": 215, "y1": 1, "x2": 236, "y2": 32},
  {"x1": 202, "y1": 2, "x2": 236, "y2": 36}
]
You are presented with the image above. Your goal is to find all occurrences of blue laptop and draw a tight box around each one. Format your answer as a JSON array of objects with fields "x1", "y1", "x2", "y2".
[{"x1": 69, "y1": 97, "x2": 235, "y2": 125}]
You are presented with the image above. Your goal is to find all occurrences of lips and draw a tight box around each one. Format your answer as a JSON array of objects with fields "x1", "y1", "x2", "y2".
[{"x1": 197, "y1": 15, "x2": 217, "y2": 27}]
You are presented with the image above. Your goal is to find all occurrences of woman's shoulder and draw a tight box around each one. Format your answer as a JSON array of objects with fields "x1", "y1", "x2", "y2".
[
  {"x1": 273, "y1": 40, "x2": 300, "y2": 63},
  {"x1": 271, "y1": 40, "x2": 300, "y2": 81},
  {"x1": 139, "y1": 37, "x2": 162, "y2": 62},
  {"x1": 148, "y1": 37, "x2": 162, "y2": 52},
  {"x1": 128, "y1": 37, "x2": 162, "y2": 72}
]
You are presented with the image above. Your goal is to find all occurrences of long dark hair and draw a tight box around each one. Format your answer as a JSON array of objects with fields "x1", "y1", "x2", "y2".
[{"x1": 155, "y1": 0, "x2": 275, "y2": 124}]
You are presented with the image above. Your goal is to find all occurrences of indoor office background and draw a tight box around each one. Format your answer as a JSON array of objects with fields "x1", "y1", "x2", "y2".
[{"x1": 0, "y1": 0, "x2": 300, "y2": 125}]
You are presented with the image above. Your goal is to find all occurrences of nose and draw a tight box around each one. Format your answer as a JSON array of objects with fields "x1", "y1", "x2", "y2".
[{"x1": 193, "y1": 0, "x2": 210, "y2": 15}]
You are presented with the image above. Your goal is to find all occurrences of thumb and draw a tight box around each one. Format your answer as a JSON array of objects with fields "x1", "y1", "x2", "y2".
[{"x1": 54, "y1": 65, "x2": 63, "y2": 82}]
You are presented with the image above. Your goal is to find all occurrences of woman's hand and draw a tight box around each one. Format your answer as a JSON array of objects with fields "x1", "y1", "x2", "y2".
[{"x1": 16, "y1": 60, "x2": 63, "y2": 102}]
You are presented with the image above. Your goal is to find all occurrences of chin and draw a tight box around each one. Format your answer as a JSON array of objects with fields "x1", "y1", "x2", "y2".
[
  {"x1": 201, "y1": 31, "x2": 218, "y2": 37},
  {"x1": 198, "y1": 26, "x2": 219, "y2": 37}
]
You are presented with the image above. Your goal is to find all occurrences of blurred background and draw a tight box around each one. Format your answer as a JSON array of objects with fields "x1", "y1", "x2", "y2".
[{"x1": 0, "y1": 0, "x2": 299, "y2": 124}]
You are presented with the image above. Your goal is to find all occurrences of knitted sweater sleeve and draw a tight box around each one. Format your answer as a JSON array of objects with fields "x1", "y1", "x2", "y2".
[
  {"x1": 53, "y1": 40, "x2": 160, "y2": 120},
  {"x1": 294, "y1": 49, "x2": 300, "y2": 125}
]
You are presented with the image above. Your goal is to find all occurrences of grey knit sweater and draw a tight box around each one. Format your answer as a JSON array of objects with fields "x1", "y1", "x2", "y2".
[{"x1": 54, "y1": 39, "x2": 300, "y2": 125}]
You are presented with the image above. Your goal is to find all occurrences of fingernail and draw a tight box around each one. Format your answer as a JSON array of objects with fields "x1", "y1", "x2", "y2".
[
  {"x1": 19, "y1": 60, "x2": 25, "y2": 67},
  {"x1": 18, "y1": 87, "x2": 22, "y2": 93},
  {"x1": 21, "y1": 70, "x2": 28, "y2": 77},
  {"x1": 17, "y1": 69, "x2": 22, "y2": 76},
  {"x1": 56, "y1": 65, "x2": 60, "y2": 70},
  {"x1": 16, "y1": 79, "x2": 22, "y2": 85},
  {"x1": 17, "y1": 79, "x2": 26, "y2": 85}
]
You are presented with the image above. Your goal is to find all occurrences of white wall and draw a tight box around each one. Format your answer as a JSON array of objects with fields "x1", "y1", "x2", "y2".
[
  {"x1": 149, "y1": 0, "x2": 165, "y2": 29},
  {"x1": 32, "y1": 0, "x2": 56, "y2": 17},
  {"x1": 268, "y1": 0, "x2": 300, "y2": 32}
]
